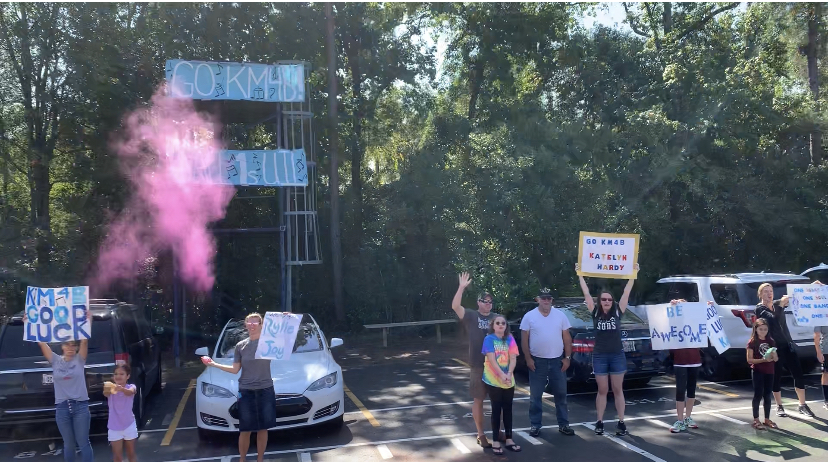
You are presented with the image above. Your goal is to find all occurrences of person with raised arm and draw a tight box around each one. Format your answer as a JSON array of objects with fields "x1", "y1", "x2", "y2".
[
  {"x1": 36, "y1": 308, "x2": 94, "y2": 462},
  {"x1": 202, "y1": 313, "x2": 275, "y2": 462},
  {"x1": 451, "y1": 272, "x2": 497, "y2": 448},
  {"x1": 665, "y1": 298, "x2": 704, "y2": 433},
  {"x1": 576, "y1": 263, "x2": 639, "y2": 436}
]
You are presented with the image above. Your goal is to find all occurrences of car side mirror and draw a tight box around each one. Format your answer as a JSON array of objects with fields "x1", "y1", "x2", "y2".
[
  {"x1": 195, "y1": 347, "x2": 209, "y2": 356},
  {"x1": 329, "y1": 338, "x2": 343, "y2": 349}
]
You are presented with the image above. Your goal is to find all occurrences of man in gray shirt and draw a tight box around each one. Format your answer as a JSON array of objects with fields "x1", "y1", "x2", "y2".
[{"x1": 815, "y1": 325, "x2": 828, "y2": 410}]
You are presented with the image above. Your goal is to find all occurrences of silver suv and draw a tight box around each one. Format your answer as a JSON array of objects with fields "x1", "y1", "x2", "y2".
[{"x1": 629, "y1": 273, "x2": 817, "y2": 380}]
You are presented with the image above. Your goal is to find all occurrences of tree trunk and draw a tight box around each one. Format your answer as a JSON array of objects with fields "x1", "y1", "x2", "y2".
[
  {"x1": 808, "y1": 3, "x2": 823, "y2": 165},
  {"x1": 30, "y1": 154, "x2": 52, "y2": 271},
  {"x1": 348, "y1": 52, "x2": 363, "y2": 243},
  {"x1": 326, "y1": 3, "x2": 346, "y2": 323},
  {"x1": 468, "y1": 59, "x2": 484, "y2": 120},
  {"x1": 662, "y1": 2, "x2": 672, "y2": 35}
]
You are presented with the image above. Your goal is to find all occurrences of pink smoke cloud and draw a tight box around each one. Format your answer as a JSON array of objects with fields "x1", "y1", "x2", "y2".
[{"x1": 92, "y1": 86, "x2": 235, "y2": 293}]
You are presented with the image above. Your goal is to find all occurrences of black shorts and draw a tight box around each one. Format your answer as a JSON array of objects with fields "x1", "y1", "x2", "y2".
[
  {"x1": 822, "y1": 358, "x2": 828, "y2": 372},
  {"x1": 238, "y1": 386, "x2": 277, "y2": 432}
]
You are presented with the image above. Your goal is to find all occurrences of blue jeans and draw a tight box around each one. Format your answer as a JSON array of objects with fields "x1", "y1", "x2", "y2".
[
  {"x1": 528, "y1": 356, "x2": 569, "y2": 428},
  {"x1": 55, "y1": 400, "x2": 93, "y2": 462}
]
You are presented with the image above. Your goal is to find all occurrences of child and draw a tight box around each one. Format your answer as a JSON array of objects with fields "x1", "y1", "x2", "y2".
[
  {"x1": 746, "y1": 318, "x2": 778, "y2": 430},
  {"x1": 668, "y1": 299, "x2": 702, "y2": 433},
  {"x1": 104, "y1": 364, "x2": 138, "y2": 462},
  {"x1": 815, "y1": 325, "x2": 828, "y2": 410}
]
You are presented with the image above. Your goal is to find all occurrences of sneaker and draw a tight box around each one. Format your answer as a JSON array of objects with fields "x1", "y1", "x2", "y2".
[
  {"x1": 684, "y1": 416, "x2": 698, "y2": 429},
  {"x1": 558, "y1": 425, "x2": 575, "y2": 436},
  {"x1": 594, "y1": 420, "x2": 604, "y2": 435},
  {"x1": 670, "y1": 421, "x2": 686, "y2": 433},
  {"x1": 798, "y1": 404, "x2": 815, "y2": 417},
  {"x1": 528, "y1": 426, "x2": 541, "y2": 437},
  {"x1": 615, "y1": 421, "x2": 628, "y2": 436},
  {"x1": 776, "y1": 405, "x2": 787, "y2": 417}
]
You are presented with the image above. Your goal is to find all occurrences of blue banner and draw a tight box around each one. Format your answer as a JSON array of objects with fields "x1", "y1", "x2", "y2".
[
  {"x1": 166, "y1": 60, "x2": 305, "y2": 102},
  {"x1": 192, "y1": 149, "x2": 308, "y2": 187}
]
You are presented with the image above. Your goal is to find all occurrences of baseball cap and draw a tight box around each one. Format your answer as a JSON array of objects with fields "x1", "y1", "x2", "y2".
[
  {"x1": 537, "y1": 287, "x2": 554, "y2": 299},
  {"x1": 478, "y1": 292, "x2": 494, "y2": 302}
]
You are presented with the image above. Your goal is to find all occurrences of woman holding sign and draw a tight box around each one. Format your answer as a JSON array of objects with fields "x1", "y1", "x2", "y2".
[
  {"x1": 202, "y1": 313, "x2": 276, "y2": 462},
  {"x1": 36, "y1": 308, "x2": 94, "y2": 462},
  {"x1": 576, "y1": 262, "x2": 639, "y2": 436}
]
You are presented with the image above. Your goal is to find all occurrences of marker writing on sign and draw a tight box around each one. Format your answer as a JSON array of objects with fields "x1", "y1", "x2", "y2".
[{"x1": 25, "y1": 305, "x2": 90, "y2": 342}]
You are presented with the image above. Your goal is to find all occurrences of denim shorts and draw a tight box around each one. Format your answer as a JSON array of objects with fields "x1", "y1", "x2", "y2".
[
  {"x1": 238, "y1": 386, "x2": 277, "y2": 432},
  {"x1": 592, "y1": 352, "x2": 627, "y2": 376}
]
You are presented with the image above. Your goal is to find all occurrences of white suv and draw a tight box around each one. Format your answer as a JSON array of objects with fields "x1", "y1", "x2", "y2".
[{"x1": 629, "y1": 273, "x2": 818, "y2": 380}]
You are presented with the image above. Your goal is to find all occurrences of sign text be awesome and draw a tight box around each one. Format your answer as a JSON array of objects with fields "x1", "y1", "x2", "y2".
[
  {"x1": 166, "y1": 60, "x2": 305, "y2": 102},
  {"x1": 24, "y1": 286, "x2": 91, "y2": 343},
  {"x1": 577, "y1": 231, "x2": 640, "y2": 279}
]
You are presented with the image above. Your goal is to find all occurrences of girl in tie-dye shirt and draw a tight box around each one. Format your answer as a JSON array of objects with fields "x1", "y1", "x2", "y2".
[{"x1": 481, "y1": 315, "x2": 521, "y2": 454}]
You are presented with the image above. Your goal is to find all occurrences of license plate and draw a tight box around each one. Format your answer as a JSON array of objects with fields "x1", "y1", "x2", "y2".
[
  {"x1": 622, "y1": 340, "x2": 636, "y2": 353},
  {"x1": 42, "y1": 374, "x2": 53, "y2": 385}
]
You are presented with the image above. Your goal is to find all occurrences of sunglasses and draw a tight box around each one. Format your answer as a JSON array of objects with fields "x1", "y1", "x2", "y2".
[
  {"x1": 478, "y1": 299, "x2": 493, "y2": 304},
  {"x1": 494, "y1": 321, "x2": 507, "y2": 326},
  {"x1": 245, "y1": 321, "x2": 261, "y2": 326},
  {"x1": 600, "y1": 298, "x2": 613, "y2": 302}
]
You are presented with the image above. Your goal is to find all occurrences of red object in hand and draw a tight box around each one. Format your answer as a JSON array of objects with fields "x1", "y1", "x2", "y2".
[{"x1": 200, "y1": 356, "x2": 213, "y2": 365}]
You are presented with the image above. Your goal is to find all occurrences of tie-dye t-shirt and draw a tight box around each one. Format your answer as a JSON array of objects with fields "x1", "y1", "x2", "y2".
[{"x1": 481, "y1": 334, "x2": 519, "y2": 389}]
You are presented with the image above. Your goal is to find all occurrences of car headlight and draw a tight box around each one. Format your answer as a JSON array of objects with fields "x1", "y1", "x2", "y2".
[
  {"x1": 306, "y1": 372, "x2": 338, "y2": 391},
  {"x1": 201, "y1": 382, "x2": 235, "y2": 398}
]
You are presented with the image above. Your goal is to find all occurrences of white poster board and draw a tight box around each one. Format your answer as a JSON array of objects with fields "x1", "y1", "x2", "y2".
[
  {"x1": 788, "y1": 284, "x2": 828, "y2": 326},
  {"x1": 646, "y1": 302, "x2": 709, "y2": 350},
  {"x1": 704, "y1": 303, "x2": 731, "y2": 353},
  {"x1": 24, "y1": 286, "x2": 91, "y2": 342},
  {"x1": 255, "y1": 312, "x2": 303, "y2": 360},
  {"x1": 577, "y1": 231, "x2": 639, "y2": 279}
]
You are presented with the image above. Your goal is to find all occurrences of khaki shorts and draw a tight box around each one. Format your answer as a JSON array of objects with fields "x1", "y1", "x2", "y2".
[{"x1": 470, "y1": 367, "x2": 487, "y2": 400}]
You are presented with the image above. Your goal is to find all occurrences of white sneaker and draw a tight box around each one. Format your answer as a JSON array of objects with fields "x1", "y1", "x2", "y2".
[
  {"x1": 684, "y1": 416, "x2": 698, "y2": 429},
  {"x1": 670, "y1": 420, "x2": 686, "y2": 433}
]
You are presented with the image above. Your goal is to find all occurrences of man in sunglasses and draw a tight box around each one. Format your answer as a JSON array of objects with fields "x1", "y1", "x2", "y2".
[
  {"x1": 452, "y1": 272, "x2": 498, "y2": 448},
  {"x1": 520, "y1": 288, "x2": 575, "y2": 437}
]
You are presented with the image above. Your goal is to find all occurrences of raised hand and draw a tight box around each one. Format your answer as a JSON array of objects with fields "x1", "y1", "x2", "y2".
[
  {"x1": 575, "y1": 263, "x2": 581, "y2": 272},
  {"x1": 458, "y1": 272, "x2": 472, "y2": 289}
]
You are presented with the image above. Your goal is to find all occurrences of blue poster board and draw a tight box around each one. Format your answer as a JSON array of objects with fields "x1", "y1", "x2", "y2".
[
  {"x1": 166, "y1": 60, "x2": 305, "y2": 102},
  {"x1": 191, "y1": 149, "x2": 308, "y2": 187}
]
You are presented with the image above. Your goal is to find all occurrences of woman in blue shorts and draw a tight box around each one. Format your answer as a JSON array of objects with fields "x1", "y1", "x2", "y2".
[{"x1": 577, "y1": 263, "x2": 639, "y2": 436}]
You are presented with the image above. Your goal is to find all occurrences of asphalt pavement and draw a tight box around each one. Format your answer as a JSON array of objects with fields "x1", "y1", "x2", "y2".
[{"x1": 1, "y1": 338, "x2": 827, "y2": 462}]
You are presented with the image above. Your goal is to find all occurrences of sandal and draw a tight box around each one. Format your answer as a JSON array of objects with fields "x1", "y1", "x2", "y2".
[
  {"x1": 477, "y1": 435, "x2": 492, "y2": 448},
  {"x1": 505, "y1": 443, "x2": 522, "y2": 452},
  {"x1": 492, "y1": 444, "x2": 504, "y2": 456},
  {"x1": 752, "y1": 420, "x2": 766, "y2": 430},
  {"x1": 764, "y1": 420, "x2": 778, "y2": 429}
]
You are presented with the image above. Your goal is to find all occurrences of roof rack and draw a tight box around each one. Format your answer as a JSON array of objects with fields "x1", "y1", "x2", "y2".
[{"x1": 89, "y1": 299, "x2": 122, "y2": 305}]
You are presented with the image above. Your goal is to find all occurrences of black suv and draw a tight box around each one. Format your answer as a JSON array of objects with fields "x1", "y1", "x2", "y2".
[{"x1": 0, "y1": 299, "x2": 162, "y2": 426}]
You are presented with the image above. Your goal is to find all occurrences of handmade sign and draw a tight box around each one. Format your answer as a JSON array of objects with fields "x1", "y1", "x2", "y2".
[
  {"x1": 788, "y1": 284, "x2": 828, "y2": 327},
  {"x1": 255, "y1": 312, "x2": 303, "y2": 360},
  {"x1": 577, "y1": 231, "x2": 639, "y2": 279},
  {"x1": 704, "y1": 303, "x2": 731, "y2": 353},
  {"x1": 166, "y1": 60, "x2": 305, "y2": 102},
  {"x1": 647, "y1": 302, "x2": 709, "y2": 350},
  {"x1": 23, "y1": 286, "x2": 91, "y2": 342},
  {"x1": 189, "y1": 149, "x2": 308, "y2": 187}
]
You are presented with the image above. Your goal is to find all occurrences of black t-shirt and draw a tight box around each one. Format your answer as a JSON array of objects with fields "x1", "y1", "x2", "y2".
[
  {"x1": 755, "y1": 302, "x2": 791, "y2": 347},
  {"x1": 592, "y1": 305, "x2": 623, "y2": 354},
  {"x1": 463, "y1": 309, "x2": 496, "y2": 368}
]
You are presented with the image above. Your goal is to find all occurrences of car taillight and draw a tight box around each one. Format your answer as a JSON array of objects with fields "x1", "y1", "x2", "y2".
[
  {"x1": 114, "y1": 353, "x2": 129, "y2": 365},
  {"x1": 573, "y1": 339, "x2": 595, "y2": 354},
  {"x1": 731, "y1": 309, "x2": 756, "y2": 328}
]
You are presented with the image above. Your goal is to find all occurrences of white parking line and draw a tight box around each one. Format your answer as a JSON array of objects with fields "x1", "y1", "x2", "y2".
[
  {"x1": 646, "y1": 419, "x2": 673, "y2": 429},
  {"x1": 377, "y1": 444, "x2": 393, "y2": 459},
  {"x1": 298, "y1": 453, "x2": 312, "y2": 462},
  {"x1": 582, "y1": 423, "x2": 667, "y2": 462},
  {"x1": 450, "y1": 438, "x2": 471, "y2": 454},
  {"x1": 710, "y1": 413, "x2": 748, "y2": 425},
  {"x1": 515, "y1": 430, "x2": 543, "y2": 445}
]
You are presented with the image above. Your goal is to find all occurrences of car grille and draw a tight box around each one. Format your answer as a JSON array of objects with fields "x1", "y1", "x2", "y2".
[
  {"x1": 200, "y1": 413, "x2": 229, "y2": 428},
  {"x1": 275, "y1": 394, "x2": 313, "y2": 417},
  {"x1": 234, "y1": 417, "x2": 307, "y2": 429},
  {"x1": 313, "y1": 401, "x2": 340, "y2": 420}
]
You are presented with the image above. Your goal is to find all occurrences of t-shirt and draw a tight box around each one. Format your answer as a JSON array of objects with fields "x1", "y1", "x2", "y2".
[
  {"x1": 233, "y1": 338, "x2": 273, "y2": 390},
  {"x1": 107, "y1": 384, "x2": 136, "y2": 431},
  {"x1": 519, "y1": 307, "x2": 572, "y2": 359},
  {"x1": 49, "y1": 354, "x2": 89, "y2": 404},
  {"x1": 672, "y1": 348, "x2": 701, "y2": 367},
  {"x1": 755, "y1": 302, "x2": 791, "y2": 346},
  {"x1": 747, "y1": 336, "x2": 776, "y2": 374},
  {"x1": 481, "y1": 334, "x2": 519, "y2": 389},
  {"x1": 592, "y1": 306, "x2": 623, "y2": 354},
  {"x1": 462, "y1": 309, "x2": 496, "y2": 368},
  {"x1": 815, "y1": 326, "x2": 828, "y2": 354}
]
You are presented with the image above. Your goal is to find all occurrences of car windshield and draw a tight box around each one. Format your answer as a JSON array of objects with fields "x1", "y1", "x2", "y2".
[
  {"x1": 561, "y1": 304, "x2": 645, "y2": 329},
  {"x1": 216, "y1": 316, "x2": 323, "y2": 358},
  {"x1": 0, "y1": 319, "x2": 114, "y2": 361},
  {"x1": 710, "y1": 281, "x2": 805, "y2": 306}
]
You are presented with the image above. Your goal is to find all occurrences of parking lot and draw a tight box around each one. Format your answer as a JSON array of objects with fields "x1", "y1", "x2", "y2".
[{"x1": 1, "y1": 338, "x2": 826, "y2": 462}]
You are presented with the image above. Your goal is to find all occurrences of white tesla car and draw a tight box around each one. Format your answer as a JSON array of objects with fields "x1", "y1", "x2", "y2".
[{"x1": 194, "y1": 314, "x2": 345, "y2": 438}]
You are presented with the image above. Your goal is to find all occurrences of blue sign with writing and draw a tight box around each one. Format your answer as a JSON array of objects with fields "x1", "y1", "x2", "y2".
[
  {"x1": 189, "y1": 149, "x2": 308, "y2": 187},
  {"x1": 166, "y1": 60, "x2": 305, "y2": 102},
  {"x1": 24, "y1": 286, "x2": 91, "y2": 343}
]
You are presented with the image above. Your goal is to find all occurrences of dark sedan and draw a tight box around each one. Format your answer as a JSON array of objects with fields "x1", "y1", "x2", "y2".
[{"x1": 507, "y1": 302, "x2": 667, "y2": 388}]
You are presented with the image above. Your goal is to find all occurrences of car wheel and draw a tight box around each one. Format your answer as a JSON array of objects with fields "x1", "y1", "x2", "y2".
[
  {"x1": 625, "y1": 378, "x2": 651, "y2": 389},
  {"x1": 700, "y1": 348, "x2": 731, "y2": 381}
]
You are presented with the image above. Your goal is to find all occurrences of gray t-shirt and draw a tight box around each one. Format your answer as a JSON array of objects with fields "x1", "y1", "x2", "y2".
[
  {"x1": 815, "y1": 326, "x2": 828, "y2": 354},
  {"x1": 233, "y1": 338, "x2": 273, "y2": 390},
  {"x1": 463, "y1": 309, "x2": 496, "y2": 368},
  {"x1": 49, "y1": 354, "x2": 89, "y2": 404}
]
